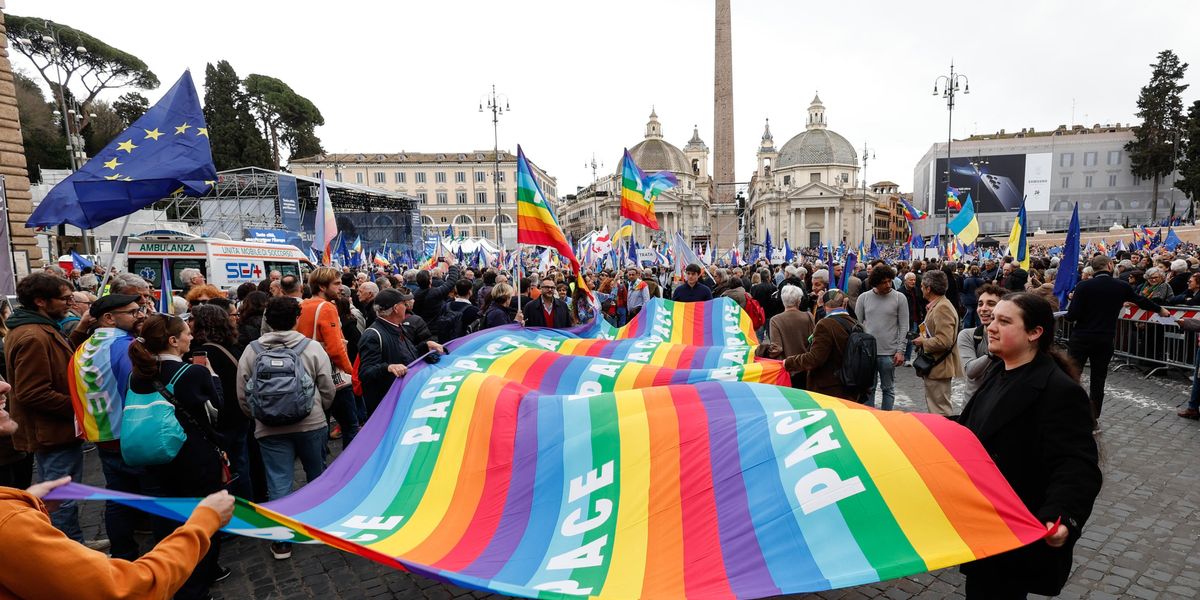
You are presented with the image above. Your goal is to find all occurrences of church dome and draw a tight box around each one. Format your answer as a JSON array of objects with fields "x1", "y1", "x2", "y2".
[
  {"x1": 627, "y1": 109, "x2": 691, "y2": 174},
  {"x1": 776, "y1": 94, "x2": 858, "y2": 168}
]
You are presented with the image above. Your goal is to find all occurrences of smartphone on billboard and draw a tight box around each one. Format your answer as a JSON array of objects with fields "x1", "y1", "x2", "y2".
[{"x1": 981, "y1": 173, "x2": 1024, "y2": 211}]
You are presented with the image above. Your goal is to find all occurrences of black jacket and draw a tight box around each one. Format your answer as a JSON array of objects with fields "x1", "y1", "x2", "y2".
[
  {"x1": 413, "y1": 265, "x2": 461, "y2": 322},
  {"x1": 958, "y1": 353, "x2": 1102, "y2": 595},
  {"x1": 1066, "y1": 272, "x2": 1163, "y2": 340},
  {"x1": 357, "y1": 318, "x2": 421, "y2": 410},
  {"x1": 523, "y1": 298, "x2": 572, "y2": 328},
  {"x1": 130, "y1": 360, "x2": 226, "y2": 496}
]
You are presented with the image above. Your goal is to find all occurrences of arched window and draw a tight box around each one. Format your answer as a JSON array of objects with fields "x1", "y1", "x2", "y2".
[
  {"x1": 420, "y1": 216, "x2": 434, "y2": 226},
  {"x1": 496, "y1": 214, "x2": 514, "y2": 224},
  {"x1": 453, "y1": 214, "x2": 473, "y2": 225}
]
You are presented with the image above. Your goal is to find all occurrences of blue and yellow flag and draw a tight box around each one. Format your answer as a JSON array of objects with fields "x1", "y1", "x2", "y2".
[
  {"x1": 28, "y1": 72, "x2": 216, "y2": 230},
  {"x1": 948, "y1": 193, "x2": 980, "y2": 244},
  {"x1": 1007, "y1": 202, "x2": 1029, "y2": 269}
]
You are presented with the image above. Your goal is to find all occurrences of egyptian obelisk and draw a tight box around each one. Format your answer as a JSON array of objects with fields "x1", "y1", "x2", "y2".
[{"x1": 713, "y1": 0, "x2": 735, "y2": 247}]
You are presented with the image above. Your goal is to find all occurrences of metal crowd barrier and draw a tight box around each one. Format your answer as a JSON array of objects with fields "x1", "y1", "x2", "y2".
[{"x1": 1108, "y1": 306, "x2": 1197, "y2": 378}]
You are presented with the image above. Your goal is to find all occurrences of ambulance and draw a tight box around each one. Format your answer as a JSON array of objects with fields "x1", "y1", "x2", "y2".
[{"x1": 123, "y1": 231, "x2": 313, "y2": 291}]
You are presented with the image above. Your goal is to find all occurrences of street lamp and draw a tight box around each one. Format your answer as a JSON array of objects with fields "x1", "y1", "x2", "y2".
[
  {"x1": 585, "y1": 155, "x2": 603, "y2": 232},
  {"x1": 17, "y1": 23, "x2": 93, "y2": 256},
  {"x1": 480, "y1": 85, "x2": 510, "y2": 246},
  {"x1": 969, "y1": 152, "x2": 989, "y2": 204},
  {"x1": 933, "y1": 61, "x2": 969, "y2": 257},
  {"x1": 860, "y1": 142, "x2": 875, "y2": 247}
]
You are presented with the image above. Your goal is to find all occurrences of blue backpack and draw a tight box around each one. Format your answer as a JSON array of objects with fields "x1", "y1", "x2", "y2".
[{"x1": 120, "y1": 367, "x2": 189, "y2": 467}]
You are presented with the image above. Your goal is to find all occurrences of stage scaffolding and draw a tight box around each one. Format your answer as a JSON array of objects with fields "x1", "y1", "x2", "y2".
[{"x1": 148, "y1": 167, "x2": 422, "y2": 248}]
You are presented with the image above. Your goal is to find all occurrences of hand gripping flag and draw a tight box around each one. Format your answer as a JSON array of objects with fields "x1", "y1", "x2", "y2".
[
  {"x1": 620, "y1": 148, "x2": 678, "y2": 230},
  {"x1": 52, "y1": 297, "x2": 1053, "y2": 599},
  {"x1": 28, "y1": 72, "x2": 216, "y2": 229},
  {"x1": 516, "y1": 146, "x2": 590, "y2": 296},
  {"x1": 948, "y1": 194, "x2": 980, "y2": 245}
]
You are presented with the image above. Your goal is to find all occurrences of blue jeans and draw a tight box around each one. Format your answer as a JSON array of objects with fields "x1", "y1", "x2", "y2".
[
  {"x1": 35, "y1": 444, "x2": 84, "y2": 541},
  {"x1": 1189, "y1": 346, "x2": 1200, "y2": 411},
  {"x1": 903, "y1": 323, "x2": 921, "y2": 361},
  {"x1": 258, "y1": 427, "x2": 328, "y2": 502},
  {"x1": 98, "y1": 447, "x2": 160, "y2": 560},
  {"x1": 864, "y1": 355, "x2": 897, "y2": 411},
  {"x1": 220, "y1": 423, "x2": 254, "y2": 500}
]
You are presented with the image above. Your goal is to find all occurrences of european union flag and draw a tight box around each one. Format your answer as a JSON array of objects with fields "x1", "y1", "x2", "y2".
[{"x1": 28, "y1": 71, "x2": 216, "y2": 229}]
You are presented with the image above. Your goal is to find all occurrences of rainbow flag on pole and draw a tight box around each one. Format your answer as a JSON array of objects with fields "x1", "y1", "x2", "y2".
[
  {"x1": 53, "y1": 297, "x2": 1051, "y2": 598},
  {"x1": 313, "y1": 174, "x2": 337, "y2": 265},
  {"x1": 516, "y1": 145, "x2": 589, "y2": 295},
  {"x1": 69, "y1": 328, "x2": 136, "y2": 442},
  {"x1": 620, "y1": 148, "x2": 677, "y2": 230}
]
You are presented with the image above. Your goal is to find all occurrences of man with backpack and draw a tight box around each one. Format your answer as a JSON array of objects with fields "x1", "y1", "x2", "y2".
[
  {"x1": 782, "y1": 290, "x2": 874, "y2": 402},
  {"x1": 236, "y1": 296, "x2": 335, "y2": 560},
  {"x1": 358, "y1": 289, "x2": 447, "y2": 414},
  {"x1": 429, "y1": 279, "x2": 479, "y2": 343},
  {"x1": 854, "y1": 265, "x2": 909, "y2": 411}
]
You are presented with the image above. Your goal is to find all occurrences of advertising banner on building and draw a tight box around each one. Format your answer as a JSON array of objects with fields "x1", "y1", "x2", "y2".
[
  {"x1": 930, "y1": 152, "x2": 1052, "y2": 214},
  {"x1": 278, "y1": 175, "x2": 301, "y2": 233}
]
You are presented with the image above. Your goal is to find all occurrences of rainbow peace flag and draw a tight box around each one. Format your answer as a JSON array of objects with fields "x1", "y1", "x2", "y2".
[
  {"x1": 516, "y1": 145, "x2": 590, "y2": 297},
  {"x1": 53, "y1": 298, "x2": 1049, "y2": 598},
  {"x1": 900, "y1": 198, "x2": 928, "y2": 221},
  {"x1": 68, "y1": 328, "x2": 136, "y2": 442},
  {"x1": 620, "y1": 148, "x2": 677, "y2": 230}
]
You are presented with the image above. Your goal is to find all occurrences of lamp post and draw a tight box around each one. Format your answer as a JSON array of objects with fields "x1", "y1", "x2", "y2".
[
  {"x1": 933, "y1": 61, "x2": 969, "y2": 256},
  {"x1": 969, "y1": 152, "x2": 989, "y2": 205},
  {"x1": 480, "y1": 85, "x2": 510, "y2": 246},
  {"x1": 860, "y1": 142, "x2": 874, "y2": 247},
  {"x1": 585, "y1": 154, "x2": 603, "y2": 232},
  {"x1": 17, "y1": 23, "x2": 92, "y2": 257}
]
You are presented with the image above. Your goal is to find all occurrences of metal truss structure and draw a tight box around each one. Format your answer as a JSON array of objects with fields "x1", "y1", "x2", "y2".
[{"x1": 148, "y1": 167, "x2": 422, "y2": 247}]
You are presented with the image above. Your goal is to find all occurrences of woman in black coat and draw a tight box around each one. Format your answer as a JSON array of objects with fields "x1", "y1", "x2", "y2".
[
  {"x1": 958, "y1": 293, "x2": 1102, "y2": 598},
  {"x1": 129, "y1": 313, "x2": 229, "y2": 599}
]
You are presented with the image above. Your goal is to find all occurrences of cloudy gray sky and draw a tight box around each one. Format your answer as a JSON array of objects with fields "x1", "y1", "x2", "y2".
[{"x1": 12, "y1": 0, "x2": 1200, "y2": 196}]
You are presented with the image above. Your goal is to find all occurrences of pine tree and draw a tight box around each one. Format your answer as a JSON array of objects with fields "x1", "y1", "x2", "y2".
[
  {"x1": 1178, "y1": 100, "x2": 1200, "y2": 218},
  {"x1": 202, "y1": 60, "x2": 272, "y2": 170},
  {"x1": 1125, "y1": 49, "x2": 1189, "y2": 222}
]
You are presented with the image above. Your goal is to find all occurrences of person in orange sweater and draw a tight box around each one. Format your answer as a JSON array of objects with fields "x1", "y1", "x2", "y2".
[
  {"x1": 296, "y1": 267, "x2": 358, "y2": 447},
  {"x1": 0, "y1": 378, "x2": 236, "y2": 600}
]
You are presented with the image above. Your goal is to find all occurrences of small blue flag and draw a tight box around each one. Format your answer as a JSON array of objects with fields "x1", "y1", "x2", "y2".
[
  {"x1": 28, "y1": 72, "x2": 216, "y2": 229},
  {"x1": 70, "y1": 250, "x2": 93, "y2": 270}
]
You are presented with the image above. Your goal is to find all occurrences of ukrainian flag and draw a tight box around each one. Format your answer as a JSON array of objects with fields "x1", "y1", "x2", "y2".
[
  {"x1": 948, "y1": 194, "x2": 980, "y2": 244},
  {"x1": 1006, "y1": 202, "x2": 1029, "y2": 269}
]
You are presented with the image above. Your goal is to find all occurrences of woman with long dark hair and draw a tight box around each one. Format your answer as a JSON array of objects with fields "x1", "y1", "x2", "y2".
[
  {"x1": 128, "y1": 314, "x2": 229, "y2": 599},
  {"x1": 189, "y1": 304, "x2": 254, "y2": 501},
  {"x1": 958, "y1": 293, "x2": 1102, "y2": 599},
  {"x1": 237, "y1": 291, "x2": 269, "y2": 348}
]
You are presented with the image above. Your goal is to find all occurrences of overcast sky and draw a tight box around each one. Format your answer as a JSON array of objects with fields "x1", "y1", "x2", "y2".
[{"x1": 11, "y1": 0, "x2": 1200, "y2": 195}]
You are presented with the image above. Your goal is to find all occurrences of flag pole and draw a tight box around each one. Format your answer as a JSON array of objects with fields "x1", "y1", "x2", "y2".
[{"x1": 96, "y1": 214, "x2": 133, "y2": 295}]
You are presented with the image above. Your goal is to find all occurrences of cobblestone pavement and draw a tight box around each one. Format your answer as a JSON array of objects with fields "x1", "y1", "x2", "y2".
[{"x1": 71, "y1": 362, "x2": 1200, "y2": 599}]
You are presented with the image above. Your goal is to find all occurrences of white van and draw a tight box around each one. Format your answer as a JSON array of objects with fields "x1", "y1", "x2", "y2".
[{"x1": 123, "y1": 232, "x2": 313, "y2": 291}]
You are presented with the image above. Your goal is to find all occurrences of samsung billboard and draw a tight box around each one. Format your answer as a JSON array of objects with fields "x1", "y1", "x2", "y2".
[{"x1": 929, "y1": 152, "x2": 1052, "y2": 214}]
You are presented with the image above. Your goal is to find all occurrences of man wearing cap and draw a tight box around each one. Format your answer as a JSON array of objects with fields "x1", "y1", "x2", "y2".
[
  {"x1": 71, "y1": 294, "x2": 149, "y2": 560},
  {"x1": 671, "y1": 264, "x2": 714, "y2": 303},
  {"x1": 357, "y1": 289, "x2": 446, "y2": 414}
]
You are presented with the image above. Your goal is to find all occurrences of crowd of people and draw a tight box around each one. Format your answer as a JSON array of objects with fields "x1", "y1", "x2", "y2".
[{"x1": 5, "y1": 238, "x2": 1196, "y2": 598}]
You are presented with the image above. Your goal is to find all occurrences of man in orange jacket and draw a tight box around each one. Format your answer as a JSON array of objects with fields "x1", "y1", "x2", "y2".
[
  {"x1": 0, "y1": 377, "x2": 236, "y2": 600},
  {"x1": 297, "y1": 267, "x2": 358, "y2": 447}
]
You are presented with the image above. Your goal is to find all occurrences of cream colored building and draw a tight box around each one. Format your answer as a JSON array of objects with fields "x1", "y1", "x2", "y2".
[
  {"x1": 287, "y1": 151, "x2": 557, "y2": 247},
  {"x1": 560, "y1": 110, "x2": 714, "y2": 247},
  {"x1": 747, "y1": 95, "x2": 877, "y2": 249}
]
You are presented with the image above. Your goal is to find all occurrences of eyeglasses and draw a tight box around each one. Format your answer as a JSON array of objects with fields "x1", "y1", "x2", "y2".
[
  {"x1": 59, "y1": 294, "x2": 75, "y2": 302},
  {"x1": 110, "y1": 307, "x2": 147, "y2": 316}
]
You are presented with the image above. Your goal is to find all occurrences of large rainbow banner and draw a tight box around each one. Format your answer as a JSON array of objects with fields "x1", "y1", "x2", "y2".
[{"x1": 53, "y1": 298, "x2": 1049, "y2": 598}]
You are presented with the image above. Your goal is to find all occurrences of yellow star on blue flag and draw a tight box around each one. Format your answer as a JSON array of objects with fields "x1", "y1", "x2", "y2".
[{"x1": 27, "y1": 71, "x2": 216, "y2": 229}]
